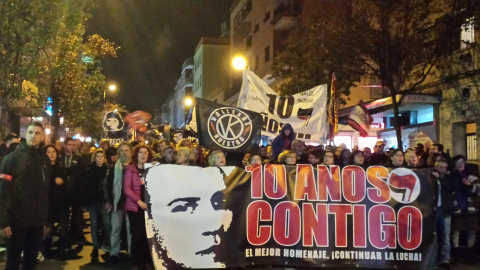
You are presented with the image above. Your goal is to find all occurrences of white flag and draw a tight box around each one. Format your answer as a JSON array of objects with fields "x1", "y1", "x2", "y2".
[{"x1": 237, "y1": 70, "x2": 328, "y2": 143}]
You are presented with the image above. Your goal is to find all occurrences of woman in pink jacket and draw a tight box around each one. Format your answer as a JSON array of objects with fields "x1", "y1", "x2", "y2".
[{"x1": 123, "y1": 144, "x2": 153, "y2": 269}]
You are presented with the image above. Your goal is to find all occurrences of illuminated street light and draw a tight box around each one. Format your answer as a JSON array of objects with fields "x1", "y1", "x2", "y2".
[
  {"x1": 185, "y1": 97, "x2": 193, "y2": 106},
  {"x1": 104, "y1": 83, "x2": 117, "y2": 102},
  {"x1": 232, "y1": 56, "x2": 247, "y2": 70}
]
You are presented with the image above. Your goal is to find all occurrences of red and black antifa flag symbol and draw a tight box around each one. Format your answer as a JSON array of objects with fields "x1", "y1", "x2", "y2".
[{"x1": 196, "y1": 98, "x2": 262, "y2": 153}]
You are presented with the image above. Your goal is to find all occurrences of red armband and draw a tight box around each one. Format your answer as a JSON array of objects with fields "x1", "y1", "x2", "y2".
[{"x1": 0, "y1": 174, "x2": 12, "y2": 181}]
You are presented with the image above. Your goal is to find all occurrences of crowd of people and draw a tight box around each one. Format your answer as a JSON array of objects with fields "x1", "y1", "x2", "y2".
[{"x1": 0, "y1": 122, "x2": 479, "y2": 269}]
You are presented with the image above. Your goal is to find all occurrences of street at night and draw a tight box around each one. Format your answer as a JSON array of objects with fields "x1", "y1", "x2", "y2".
[{"x1": 1, "y1": 0, "x2": 480, "y2": 269}]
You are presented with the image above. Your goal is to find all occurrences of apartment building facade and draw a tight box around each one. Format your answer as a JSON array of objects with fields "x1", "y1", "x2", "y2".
[{"x1": 193, "y1": 37, "x2": 231, "y2": 103}]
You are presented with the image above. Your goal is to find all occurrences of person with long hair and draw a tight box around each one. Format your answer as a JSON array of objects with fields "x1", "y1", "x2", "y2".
[
  {"x1": 349, "y1": 150, "x2": 366, "y2": 168},
  {"x1": 339, "y1": 148, "x2": 352, "y2": 167},
  {"x1": 124, "y1": 145, "x2": 154, "y2": 269},
  {"x1": 191, "y1": 146, "x2": 206, "y2": 167},
  {"x1": 43, "y1": 145, "x2": 69, "y2": 258}
]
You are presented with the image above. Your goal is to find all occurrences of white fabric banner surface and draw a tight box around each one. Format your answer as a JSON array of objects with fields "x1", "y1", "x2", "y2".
[{"x1": 237, "y1": 70, "x2": 328, "y2": 143}]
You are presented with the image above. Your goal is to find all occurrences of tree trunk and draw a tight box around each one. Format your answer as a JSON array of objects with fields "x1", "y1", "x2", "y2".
[
  {"x1": 51, "y1": 86, "x2": 60, "y2": 143},
  {"x1": 391, "y1": 93, "x2": 403, "y2": 151}
]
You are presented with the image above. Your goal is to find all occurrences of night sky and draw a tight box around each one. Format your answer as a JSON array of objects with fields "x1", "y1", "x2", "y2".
[{"x1": 86, "y1": 0, "x2": 233, "y2": 113}]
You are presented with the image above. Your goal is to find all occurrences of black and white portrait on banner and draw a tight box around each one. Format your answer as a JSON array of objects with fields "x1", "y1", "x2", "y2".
[
  {"x1": 102, "y1": 110, "x2": 128, "y2": 144},
  {"x1": 145, "y1": 165, "x2": 235, "y2": 269},
  {"x1": 144, "y1": 165, "x2": 436, "y2": 269}
]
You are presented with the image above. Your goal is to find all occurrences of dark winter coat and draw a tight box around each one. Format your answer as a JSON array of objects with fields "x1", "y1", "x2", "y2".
[
  {"x1": 0, "y1": 142, "x2": 52, "y2": 228},
  {"x1": 84, "y1": 162, "x2": 108, "y2": 205},
  {"x1": 271, "y1": 123, "x2": 296, "y2": 161},
  {"x1": 432, "y1": 172, "x2": 455, "y2": 216},
  {"x1": 48, "y1": 161, "x2": 69, "y2": 220},
  {"x1": 58, "y1": 152, "x2": 84, "y2": 206}
]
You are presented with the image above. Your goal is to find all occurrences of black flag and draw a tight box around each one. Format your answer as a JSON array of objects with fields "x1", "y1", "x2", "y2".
[{"x1": 196, "y1": 98, "x2": 262, "y2": 153}]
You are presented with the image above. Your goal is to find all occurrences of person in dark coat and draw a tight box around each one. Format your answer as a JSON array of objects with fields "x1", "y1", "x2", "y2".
[
  {"x1": 0, "y1": 122, "x2": 52, "y2": 270},
  {"x1": 349, "y1": 150, "x2": 367, "y2": 169},
  {"x1": 59, "y1": 137, "x2": 85, "y2": 245},
  {"x1": 0, "y1": 133, "x2": 20, "y2": 158},
  {"x1": 384, "y1": 149, "x2": 404, "y2": 168},
  {"x1": 450, "y1": 155, "x2": 480, "y2": 263},
  {"x1": 271, "y1": 123, "x2": 295, "y2": 161},
  {"x1": 431, "y1": 159, "x2": 454, "y2": 267},
  {"x1": 370, "y1": 140, "x2": 389, "y2": 165},
  {"x1": 85, "y1": 149, "x2": 109, "y2": 261},
  {"x1": 43, "y1": 145, "x2": 69, "y2": 258}
]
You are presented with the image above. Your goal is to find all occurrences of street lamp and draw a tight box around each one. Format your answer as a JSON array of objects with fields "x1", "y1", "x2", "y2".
[
  {"x1": 104, "y1": 83, "x2": 117, "y2": 102},
  {"x1": 232, "y1": 56, "x2": 247, "y2": 70},
  {"x1": 184, "y1": 97, "x2": 193, "y2": 106}
]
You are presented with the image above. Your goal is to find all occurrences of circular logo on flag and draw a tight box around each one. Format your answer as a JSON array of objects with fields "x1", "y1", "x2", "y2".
[
  {"x1": 207, "y1": 107, "x2": 252, "y2": 149},
  {"x1": 387, "y1": 168, "x2": 421, "y2": 204}
]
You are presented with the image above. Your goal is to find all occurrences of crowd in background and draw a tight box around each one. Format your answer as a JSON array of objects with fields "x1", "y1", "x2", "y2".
[{"x1": 0, "y1": 122, "x2": 479, "y2": 270}]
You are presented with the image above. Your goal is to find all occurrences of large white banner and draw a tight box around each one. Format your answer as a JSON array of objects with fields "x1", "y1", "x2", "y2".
[{"x1": 237, "y1": 70, "x2": 328, "y2": 143}]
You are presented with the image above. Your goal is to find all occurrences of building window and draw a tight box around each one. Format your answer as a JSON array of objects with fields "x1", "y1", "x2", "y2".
[
  {"x1": 264, "y1": 6, "x2": 271, "y2": 22},
  {"x1": 254, "y1": 18, "x2": 259, "y2": 33},
  {"x1": 264, "y1": 46, "x2": 270, "y2": 62},
  {"x1": 461, "y1": 17, "x2": 475, "y2": 49},
  {"x1": 255, "y1": 55, "x2": 259, "y2": 70}
]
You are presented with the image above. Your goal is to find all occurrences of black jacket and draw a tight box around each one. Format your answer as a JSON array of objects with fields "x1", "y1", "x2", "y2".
[
  {"x1": 48, "y1": 162, "x2": 69, "y2": 220},
  {"x1": 84, "y1": 162, "x2": 108, "y2": 205},
  {"x1": 432, "y1": 172, "x2": 455, "y2": 216},
  {"x1": 0, "y1": 142, "x2": 52, "y2": 228},
  {"x1": 59, "y1": 152, "x2": 85, "y2": 205}
]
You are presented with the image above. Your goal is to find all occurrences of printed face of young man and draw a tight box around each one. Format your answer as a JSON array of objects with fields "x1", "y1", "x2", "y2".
[{"x1": 146, "y1": 166, "x2": 233, "y2": 268}]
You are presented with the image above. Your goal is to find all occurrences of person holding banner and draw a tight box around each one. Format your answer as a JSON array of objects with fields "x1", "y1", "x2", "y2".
[
  {"x1": 386, "y1": 149, "x2": 405, "y2": 168},
  {"x1": 176, "y1": 148, "x2": 192, "y2": 166},
  {"x1": 278, "y1": 150, "x2": 297, "y2": 165},
  {"x1": 431, "y1": 159, "x2": 454, "y2": 268},
  {"x1": 322, "y1": 151, "x2": 336, "y2": 166},
  {"x1": 349, "y1": 150, "x2": 367, "y2": 169},
  {"x1": 249, "y1": 154, "x2": 263, "y2": 166},
  {"x1": 123, "y1": 145, "x2": 154, "y2": 269}
]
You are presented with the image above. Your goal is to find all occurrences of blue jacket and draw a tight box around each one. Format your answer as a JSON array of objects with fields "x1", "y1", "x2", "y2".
[{"x1": 271, "y1": 124, "x2": 296, "y2": 160}]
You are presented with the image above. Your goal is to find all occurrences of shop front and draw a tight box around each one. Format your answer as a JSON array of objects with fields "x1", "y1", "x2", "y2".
[{"x1": 339, "y1": 94, "x2": 441, "y2": 150}]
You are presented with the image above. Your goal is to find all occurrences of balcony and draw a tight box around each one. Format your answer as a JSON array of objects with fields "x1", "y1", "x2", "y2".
[
  {"x1": 233, "y1": 0, "x2": 252, "y2": 32},
  {"x1": 272, "y1": 0, "x2": 301, "y2": 31},
  {"x1": 182, "y1": 57, "x2": 194, "y2": 71}
]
